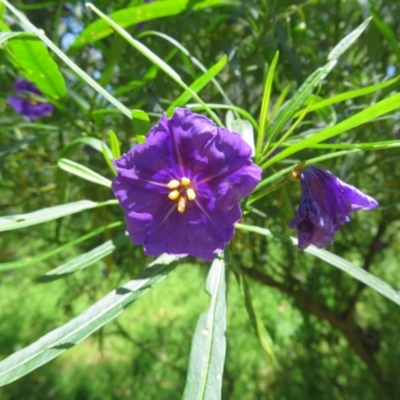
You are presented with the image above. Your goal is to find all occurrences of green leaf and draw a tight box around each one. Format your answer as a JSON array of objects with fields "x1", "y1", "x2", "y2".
[
  {"x1": 140, "y1": 31, "x2": 237, "y2": 119},
  {"x1": 231, "y1": 119, "x2": 255, "y2": 156},
  {"x1": 5, "y1": 36, "x2": 67, "y2": 101},
  {"x1": 60, "y1": 137, "x2": 113, "y2": 159},
  {"x1": 40, "y1": 233, "x2": 129, "y2": 281},
  {"x1": 0, "y1": 200, "x2": 117, "y2": 232},
  {"x1": 236, "y1": 224, "x2": 400, "y2": 307},
  {"x1": 241, "y1": 276, "x2": 275, "y2": 361},
  {"x1": 108, "y1": 130, "x2": 121, "y2": 159},
  {"x1": 131, "y1": 109, "x2": 150, "y2": 136},
  {"x1": 253, "y1": 141, "x2": 400, "y2": 198},
  {"x1": 187, "y1": 103, "x2": 258, "y2": 129},
  {"x1": 266, "y1": 60, "x2": 337, "y2": 144},
  {"x1": 85, "y1": 3, "x2": 222, "y2": 126},
  {"x1": 328, "y1": 18, "x2": 371, "y2": 61},
  {"x1": 166, "y1": 55, "x2": 227, "y2": 116},
  {"x1": 57, "y1": 137, "x2": 113, "y2": 202},
  {"x1": 371, "y1": 10, "x2": 400, "y2": 59},
  {"x1": 293, "y1": 76, "x2": 400, "y2": 118},
  {"x1": 183, "y1": 257, "x2": 227, "y2": 400},
  {"x1": 58, "y1": 158, "x2": 112, "y2": 188},
  {"x1": 261, "y1": 91, "x2": 400, "y2": 169},
  {"x1": 0, "y1": 222, "x2": 123, "y2": 271},
  {"x1": 192, "y1": 0, "x2": 240, "y2": 10},
  {"x1": 257, "y1": 51, "x2": 279, "y2": 159},
  {"x1": 101, "y1": 142, "x2": 118, "y2": 176},
  {"x1": 2, "y1": 0, "x2": 132, "y2": 118},
  {"x1": 70, "y1": 1, "x2": 188, "y2": 49},
  {"x1": 0, "y1": 31, "x2": 32, "y2": 45},
  {"x1": 0, "y1": 254, "x2": 178, "y2": 386}
]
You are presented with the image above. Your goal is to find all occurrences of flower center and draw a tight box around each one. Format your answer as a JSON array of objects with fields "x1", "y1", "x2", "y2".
[{"x1": 167, "y1": 177, "x2": 196, "y2": 213}]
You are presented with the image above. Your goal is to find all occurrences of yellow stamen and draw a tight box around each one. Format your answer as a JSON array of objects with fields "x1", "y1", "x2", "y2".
[
  {"x1": 167, "y1": 179, "x2": 180, "y2": 189},
  {"x1": 168, "y1": 190, "x2": 180, "y2": 200},
  {"x1": 181, "y1": 177, "x2": 190, "y2": 186},
  {"x1": 187, "y1": 188, "x2": 196, "y2": 201},
  {"x1": 177, "y1": 196, "x2": 187, "y2": 213}
]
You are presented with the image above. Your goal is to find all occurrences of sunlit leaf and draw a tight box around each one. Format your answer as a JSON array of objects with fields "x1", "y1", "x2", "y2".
[
  {"x1": 71, "y1": 1, "x2": 188, "y2": 49},
  {"x1": 236, "y1": 224, "x2": 400, "y2": 307},
  {"x1": 0, "y1": 222, "x2": 123, "y2": 271},
  {"x1": 40, "y1": 233, "x2": 129, "y2": 281},
  {"x1": 2, "y1": 0, "x2": 132, "y2": 118},
  {"x1": 183, "y1": 257, "x2": 226, "y2": 400},
  {"x1": 0, "y1": 200, "x2": 117, "y2": 232},
  {"x1": 167, "y1": 55, "x2": 227, "y2": 116},
  {"x1": 328, "y1": 18, "x2": 371, "y2": 60},
  {"x1": 262, "y1": 91, "x2": 400, "y2": 169},
  {"x1": 5, "y1": 36, "x2": 66, "y2": 101},
  {"x1": 58, "y1": 158, "x2": 112, "y2": 188},
  {"x1": 0, "y1": 254, "x2": 178, "y2": 386},
  {"x1": 85, "y1": 3, "x2": 222, "y2": 126}
]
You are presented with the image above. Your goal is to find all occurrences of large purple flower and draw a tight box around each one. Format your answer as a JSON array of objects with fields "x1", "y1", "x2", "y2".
[
  {"x1": 112, "y1": 108, "x2": 262, "y2": 261},
  {"x1": 289, "y1": 166, "x2": 378, "y2": 249},
  {"x1": 7, "y1": 79, "x2": 54, "y2": 120}
]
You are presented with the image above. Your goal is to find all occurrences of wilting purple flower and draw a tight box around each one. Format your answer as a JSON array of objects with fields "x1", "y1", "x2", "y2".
[
  {"x1": 289, "y1": 166, "x2": 378, "y2": 249},
  {"x1": 7, "y1": 79, "x2": 53, "y2": 120},
  {"x1": 112, "y1": 108, "x2": 262, "y2": 261}
]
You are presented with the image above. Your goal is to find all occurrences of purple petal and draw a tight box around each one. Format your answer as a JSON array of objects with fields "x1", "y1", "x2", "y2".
[
  {"x1": 7, "y1": 96, "x2": 53, "y2": 120},
  {"x1": 289, "y1": 166, "x2": 378, "y2": 249},
  {"x1": 334, "y1": 177, "x2": 379, "y2": 211},
  {"x1": 143, "y1": 183, "x2": 241, "y2": 261},
  {"x1": 13, "y1": 79, "x2": 42, "y2": 95},
  {"x1": 111, "y1": 108, "x2": 262, "y2": 260}
]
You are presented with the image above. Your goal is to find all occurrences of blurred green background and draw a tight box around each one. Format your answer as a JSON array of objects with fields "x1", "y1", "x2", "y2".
[{"x1": 1, "y1": 0, "x2": 400, "y2": 399}]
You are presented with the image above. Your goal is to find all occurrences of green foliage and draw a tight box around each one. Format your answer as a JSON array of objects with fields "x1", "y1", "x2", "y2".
[{"x1": 1, "y1": 0, "x2": 400, "y2": 399}]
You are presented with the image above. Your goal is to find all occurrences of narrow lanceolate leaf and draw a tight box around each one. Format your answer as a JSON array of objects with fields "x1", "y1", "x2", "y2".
[
  {"x1": 2, "y1": 0, "x2": 131, "y2": 118},
  {"x1": 40, "y1": 233, "x2": 130, "y2": 281},
  {"x1": 0, "y1": 222, "x2": 123, "y2": 271},
  {"x1": 266, "y1": 59, "x2": 337, "y2": 144},
  {"x1": 241, "y1": 276, "x2": 275, "y2": 361},
  {"x1": 166, "y1": 55, "x2": 227, "y2": 116},
  {"x1": 236, "y1": 224, "x2": 400, "y2": 307},
  {"x1": 261, "y1": 91, "x2": 400, "y2": 169},
  {"x1": 0, "y1": 254, "x2": 179, "y2": 386},
  {"x1": 328, "y1": 18, "x2": 371, "y2": 60},
  {"x1": 231, "y1": 119, "x2": 255, "y2": 156},
  {"x1": 371, "y1": 10, "x2": 400, "y2": 59},
  {"x1": 257, "y1": 51, "x2": 279, "y2": 159},
  {"x1": 6, "y1": 36, "x2": 67, "y2": 101},
  {"x1": 293, "y1": 76, "x2": 400, "y2": 118},
  {"x1": 85, "y1": 3, "x2": 222, "y2": 126},
  {"x1": 183, "y1": 257, "x2": 227, "y2": 400},
  {"x1": 60, "y1": 137, "x2": 113, "y2": 159},
  {"x1": 108, "y1": 130, "x2": 121, "y2": 159},
  {"x1": 0, "y1": 31, "x2": 32, "y2": 45},
  {"x1": 71, "y1": 1, "x2": 188, "y2": 48},
  {"x1": 58, "y1": 158, "x2": 112, "y2": 188},
  {"x1": 0, "y1": 200, "x2": 117, "y2": 232}
]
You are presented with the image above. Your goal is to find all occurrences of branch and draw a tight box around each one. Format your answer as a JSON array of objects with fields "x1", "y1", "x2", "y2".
[{"x1": 241, "y1": 265, "x2": 383, "y2": 380}]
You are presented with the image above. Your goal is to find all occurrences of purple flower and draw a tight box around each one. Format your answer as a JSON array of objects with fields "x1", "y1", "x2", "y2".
[
  {"x1": 112, "y1": 108, "x2": 262, "y2": 261},
  {"x1": 7, "y1": 79, "x2": 54, "y2": 120},
  {"x1": 289, "y1": 166, "x2": 378, "y2": 249}
]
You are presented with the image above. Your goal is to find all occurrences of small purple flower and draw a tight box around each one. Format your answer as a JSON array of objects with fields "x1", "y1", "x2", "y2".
[
  {"x1": 289, "y1": 166, "x2": 378, "y2": 249},
  {"x1": 7, "y1": 79, "x2": 54, "y2": 120},
  {"x1": 112, "y1": 108, "x2": 262, "y2": 261}
]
